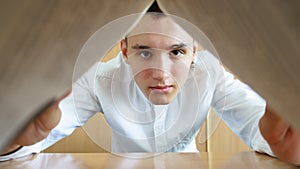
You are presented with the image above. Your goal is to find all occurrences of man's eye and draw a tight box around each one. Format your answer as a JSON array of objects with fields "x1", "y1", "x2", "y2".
[
  {"x1": 170, "y1": 49, "x2": 184, "y2": 57},
  {"x1": 138, "y1": 51, "x2": 152, "y2": 58}
]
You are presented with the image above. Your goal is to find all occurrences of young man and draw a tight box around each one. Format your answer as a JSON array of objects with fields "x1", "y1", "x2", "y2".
[{"x1": 1, "y1": 11, "x2": 299, "y2": 165}]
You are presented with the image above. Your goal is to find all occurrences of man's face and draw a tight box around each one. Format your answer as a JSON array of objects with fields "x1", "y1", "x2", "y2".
[{"x1": 122, "y1": 15, "x2": 196, "y2": 105}]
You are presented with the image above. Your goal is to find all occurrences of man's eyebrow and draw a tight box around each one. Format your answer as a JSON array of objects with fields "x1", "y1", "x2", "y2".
[
  {"x1": 131, "y1": 43, "x2": 190, "y2": 50},
  {"x1": 131, "y1": 44, "x2": 150, "y2": 49},
  {"x1": 169, "y1": 43, "x2": 188, "y2": 49}
]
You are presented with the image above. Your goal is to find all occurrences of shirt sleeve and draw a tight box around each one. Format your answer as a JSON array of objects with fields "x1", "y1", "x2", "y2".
[
  {"x1": 206, "y1": 52, "x2": 274, "y2": 156},
  {"x1": 0, "y1": 63, "x2": 103, "y2": 161}
]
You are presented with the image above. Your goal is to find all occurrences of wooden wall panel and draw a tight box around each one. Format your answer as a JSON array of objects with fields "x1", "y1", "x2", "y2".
[
  {"x1": 207, "y1": 121, "x2": 251, "y2": 152},
  {"x1": 43, "y1": 113, "x2": 109, "y2": 153},
  {"x1": 43, "y1": 127, "x2": 107, "y2": 153}
]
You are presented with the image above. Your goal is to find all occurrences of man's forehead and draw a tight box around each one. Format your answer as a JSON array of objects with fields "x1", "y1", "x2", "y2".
[
  {"x1": 127, "y1": 14, "x2": 193, "y2": 43},
  {"x1": 127, "y1": 33, "x2": 194, "y2": 50}
]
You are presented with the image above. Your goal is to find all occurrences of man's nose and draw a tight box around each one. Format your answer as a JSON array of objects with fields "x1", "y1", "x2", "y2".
[
  {"x1": 151, "y1": 53, "x2": 171, "y2": 71},
  {"x1": 151, "y1": 68, "x2": 168, "y2": 81},
  {"x1": 151, "y1": 55, "x2": 171, "y2": 80}
]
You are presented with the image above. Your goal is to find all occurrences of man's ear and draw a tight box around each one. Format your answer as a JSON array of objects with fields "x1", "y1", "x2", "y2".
[
  {"x1": 193, "y1": 40, "x2": 198, "y2": 59},
  {"x1": 120, "y1": 39, "x2": 128, "y2": 61}
]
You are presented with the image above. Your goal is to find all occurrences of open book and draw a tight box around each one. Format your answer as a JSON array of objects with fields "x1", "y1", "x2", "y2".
[{"x1": 0, "y1": 0, "x2": 299, "y2": 152}]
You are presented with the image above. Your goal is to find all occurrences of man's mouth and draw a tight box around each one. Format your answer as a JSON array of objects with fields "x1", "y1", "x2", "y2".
[{"x1": 149, "y1": 85, "x2": 173, "y2": 93}]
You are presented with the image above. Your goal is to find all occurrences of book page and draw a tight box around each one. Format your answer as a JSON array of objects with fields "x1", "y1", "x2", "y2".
[
  {"x1": 158, "y1": 0, "x2": 300, "y2": 131},
  {"x1": 0, "y1": 0, "x2": 153, "y2": 151}
]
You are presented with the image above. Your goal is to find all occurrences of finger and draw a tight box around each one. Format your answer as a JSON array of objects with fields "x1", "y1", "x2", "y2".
[
  {"x1": 36, "y1": 89, "x2": 72, "y2": 132},
  {"x1": 15, "y1": 89, "x2": 71, "y2": 146}
]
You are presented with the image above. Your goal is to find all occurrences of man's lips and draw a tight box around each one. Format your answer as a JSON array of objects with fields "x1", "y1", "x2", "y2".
[{"x1": 149, "y1": 85, "x2": 173, "y2": 93}]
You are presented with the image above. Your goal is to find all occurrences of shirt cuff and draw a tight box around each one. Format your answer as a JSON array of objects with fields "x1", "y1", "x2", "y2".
[
  {"x1": 0, "y1": 142, "x2": 42, "y2": 162},
  {"x1": 252, "y1": 129, "x2": 275, "y2": 157}
]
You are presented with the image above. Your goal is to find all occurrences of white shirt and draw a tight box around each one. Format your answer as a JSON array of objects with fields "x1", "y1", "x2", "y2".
[{"x1": 0, "y1": 51, "x2": 273, "y2": 161}]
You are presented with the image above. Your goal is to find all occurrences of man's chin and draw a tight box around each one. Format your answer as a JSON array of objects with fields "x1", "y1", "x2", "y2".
[
  {"x1": 151, "y1": 101, "x2": 169, "y2": 105},
  {"x1": 147, "y1": 91, "x2": 178, "y2": 105},
  {"x1": 148, "y1": 96, "x2": 172, "y2": 105}
]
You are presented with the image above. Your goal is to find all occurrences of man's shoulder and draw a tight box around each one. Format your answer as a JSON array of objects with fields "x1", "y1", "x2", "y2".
[
  {"x1": 94, "y1": 53, "x2": 125, "y2": 78},
  {"x1": 194, "y1": 50, "x2": 224, "y2": 74},
  {"x1": 196, "y1": 50, "x2": 221, "y2": 66}
]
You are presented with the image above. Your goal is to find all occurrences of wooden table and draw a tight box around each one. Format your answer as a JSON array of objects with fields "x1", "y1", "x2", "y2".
[{"x1": 0, "y1": 152, "x2": 298, "y2": 169}]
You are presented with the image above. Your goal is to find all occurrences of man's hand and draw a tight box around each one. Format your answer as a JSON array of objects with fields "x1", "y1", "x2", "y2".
[
  {"x1": 0, "y1": 90, "x2": 71, "y2": 155},
  {"x1": 259, "y1": 106, "x2": 300, "y2": 166}
]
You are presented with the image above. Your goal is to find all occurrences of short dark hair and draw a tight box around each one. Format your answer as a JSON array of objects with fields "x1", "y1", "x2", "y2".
[
  {"x1": 147, "y1": 1, "x2": 164, "y2": 13},
  {"x1": 124, "y1": 1, "x2": 166, "y2": 46},
  {"x1": 146, "y1": 1, "x2": 166, "y2": 18}
]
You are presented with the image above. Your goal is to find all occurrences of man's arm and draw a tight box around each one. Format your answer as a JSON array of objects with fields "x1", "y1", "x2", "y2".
[
  {"x1": 0, "y1": 90, "x2": 70, "y2": 156},
  {"x1": 259, "y1": 106, "x2": 300, "y2": 166},
  {"x1": 0, "y1": 62, "x2": 103, "y2": 161}
]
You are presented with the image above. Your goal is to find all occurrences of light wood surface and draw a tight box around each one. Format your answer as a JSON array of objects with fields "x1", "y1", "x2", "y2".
[{"x1": 0, "y1": 152, "x2": 298, "y2": 169}]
